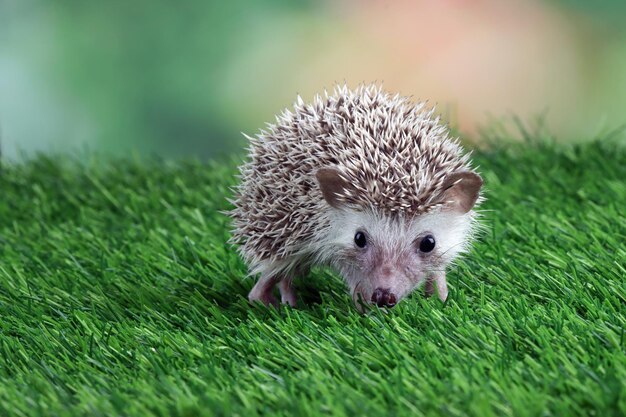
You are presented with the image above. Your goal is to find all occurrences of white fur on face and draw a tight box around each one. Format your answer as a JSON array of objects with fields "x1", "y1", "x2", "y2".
[{"x1": 317, "y1": 207, "x2": 475, "y2": 305}]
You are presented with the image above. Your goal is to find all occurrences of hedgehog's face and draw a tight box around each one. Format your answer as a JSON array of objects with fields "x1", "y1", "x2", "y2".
[
  {"x1": 316, "y1": 168, "x2": 482, "y2": 310},
  {"x1": 328, "y1": 208, "x2": 474, "y2": 309}
]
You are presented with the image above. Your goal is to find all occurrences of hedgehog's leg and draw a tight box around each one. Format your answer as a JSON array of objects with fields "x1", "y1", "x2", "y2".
[
  {"x1": 278, "y1": 277, "x2": 297, "y2": 307},
  {"x1": 248, "y1": 274, "x2": 280, "y2": 307},
  {"x1": 425, "y1": 271, "x2": 448, "y2": 301},
  {"x1": 424, "y1": 276, "x2": 435, "y2": 298},
  {"x1": 435, "y1": 271, "x2": 449, "y2": 301}
]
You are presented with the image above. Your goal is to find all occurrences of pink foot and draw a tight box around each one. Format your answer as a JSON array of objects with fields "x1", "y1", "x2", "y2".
[
  {"x1": 248, "y1": 275, "x2": 279, "y2": 307},
  {"x1": 278, "y1": 279, "x2": 297, "y2": 307}
]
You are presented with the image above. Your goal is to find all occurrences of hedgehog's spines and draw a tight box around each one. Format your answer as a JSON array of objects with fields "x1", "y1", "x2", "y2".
[{"x1": 230, "y1": 83, "x2": 481, "y2": 270}]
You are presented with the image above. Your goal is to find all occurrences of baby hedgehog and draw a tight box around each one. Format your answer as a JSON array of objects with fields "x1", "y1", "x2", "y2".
[{"x1": 230, "y1": 84, "x2": 483, "y2": 310}]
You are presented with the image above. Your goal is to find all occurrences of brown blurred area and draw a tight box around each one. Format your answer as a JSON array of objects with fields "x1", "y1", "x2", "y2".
[{"x1": 218, "y1": 0, "x2": 625, "y2": 143}]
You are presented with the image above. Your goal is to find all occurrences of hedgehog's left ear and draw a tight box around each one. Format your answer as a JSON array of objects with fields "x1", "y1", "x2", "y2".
[
  {"x1": 316, "y1": 167, "x2": 350, "y2": 209},
  {"x1": 435, "y1": 171, "x2": 483, "y2": 213}
]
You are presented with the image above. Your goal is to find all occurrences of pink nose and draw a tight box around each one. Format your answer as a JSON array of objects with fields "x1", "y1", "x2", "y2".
[{"x1": 371, "y1": 288, "x2": 397, "y2": 308}]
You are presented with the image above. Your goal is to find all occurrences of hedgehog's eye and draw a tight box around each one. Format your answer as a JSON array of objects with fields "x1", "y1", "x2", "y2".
[
  {"x1": 419, "y1": 235, "x2": 436, "y2": 253},
  {"x1": 354, "y1": 231, "x2": 367, "y2": 248}
]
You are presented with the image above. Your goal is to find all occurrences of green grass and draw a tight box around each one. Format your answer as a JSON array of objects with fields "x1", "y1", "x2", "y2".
[{"x1": 0, "y1": 140, "x2": 624, "y2": 417}]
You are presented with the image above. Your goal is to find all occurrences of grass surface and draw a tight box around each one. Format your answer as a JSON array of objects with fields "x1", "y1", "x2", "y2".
[{"x1": 0, "y1": 140, "x2": 624, "y2": 417}]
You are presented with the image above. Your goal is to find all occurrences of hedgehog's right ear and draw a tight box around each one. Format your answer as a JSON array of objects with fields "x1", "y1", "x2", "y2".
[
  {"x1": 435, "y1": 171, "x2": 483, "y2": 213},
  {"x1": 316, "y1": 168, "x2": 350, "y2": 209}
]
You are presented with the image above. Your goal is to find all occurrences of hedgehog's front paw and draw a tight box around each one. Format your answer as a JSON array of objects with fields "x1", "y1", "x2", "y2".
[
  {"x1": 425, "y1": 272, "x2": 448, "y2": 302},
  {"x1": 248, "y1": 275, "x2": 280, "y2": 307},
  {"x1": 424, "y1": 277, "x2": 435, "y2": 297},
  {"x1": 248, "y1": 275, "x2": 299, "y2": 308},
  {"x1": 278, "y1": 279, "x2": 297, "y2": 307},
  {"x1": 248, "y1": 290, "x2": 279, "y2": 307}
]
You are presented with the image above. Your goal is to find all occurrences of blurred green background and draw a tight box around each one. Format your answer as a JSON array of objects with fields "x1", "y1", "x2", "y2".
[{"x1": 1, "y1": 0, "x2": 625, "y2": 160}]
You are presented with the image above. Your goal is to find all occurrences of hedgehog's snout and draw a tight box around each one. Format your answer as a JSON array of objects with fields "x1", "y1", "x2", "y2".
[{"x1": 371, "y1": 288, "x2": 397, "y2": 308}]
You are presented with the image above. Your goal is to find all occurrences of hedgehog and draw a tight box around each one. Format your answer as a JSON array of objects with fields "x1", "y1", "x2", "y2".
[{"x1": 229, "y1": 84, "x2": 483, "y2": 310}]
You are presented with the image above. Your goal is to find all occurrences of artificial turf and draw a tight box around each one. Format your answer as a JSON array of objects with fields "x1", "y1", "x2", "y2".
[{"x1": 0, "y1": 139, "x2": 624, "y2": 417}]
